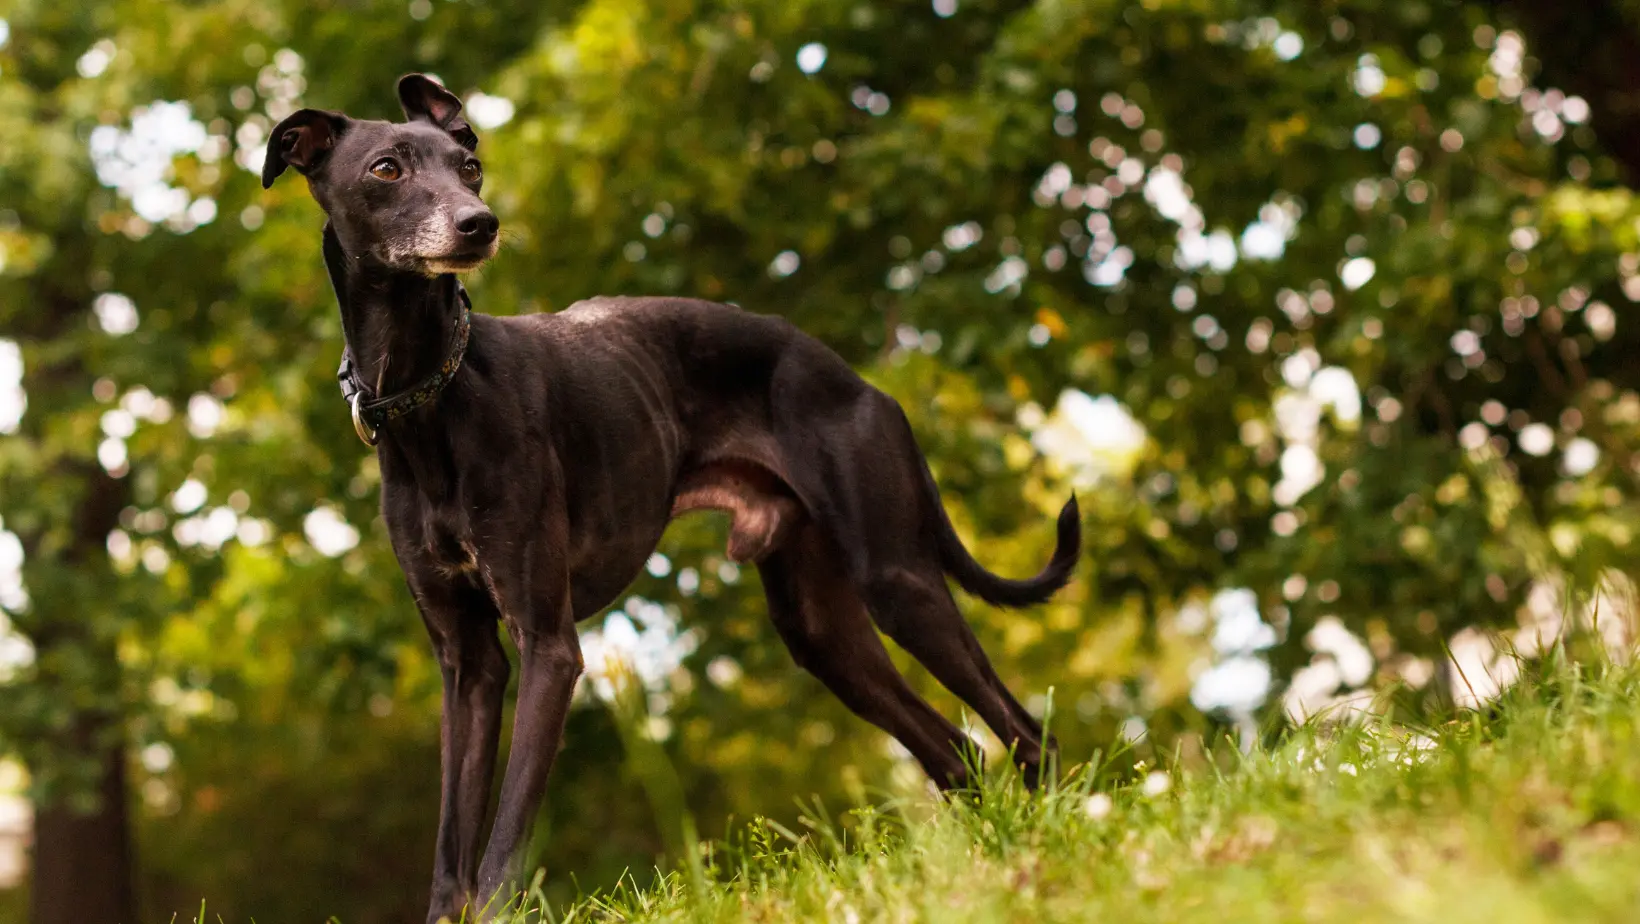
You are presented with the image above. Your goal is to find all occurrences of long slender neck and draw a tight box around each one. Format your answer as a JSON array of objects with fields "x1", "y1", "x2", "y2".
[{"x1": 322, "y1": 223, "x2": 461, "y2": 397}]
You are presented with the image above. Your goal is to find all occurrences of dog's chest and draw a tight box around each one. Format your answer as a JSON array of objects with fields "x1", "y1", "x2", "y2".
[{"x1": 423, "y1": 518, "x2": 481, "y2": 581}]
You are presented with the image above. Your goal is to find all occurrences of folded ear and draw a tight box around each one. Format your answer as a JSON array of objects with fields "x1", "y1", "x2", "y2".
[
  {"x1": 261, "y1": 109, "x2": 349, "y2": 189},
  {"x1": 397, "y1": 73, "x2": 478, "y2": 151}
]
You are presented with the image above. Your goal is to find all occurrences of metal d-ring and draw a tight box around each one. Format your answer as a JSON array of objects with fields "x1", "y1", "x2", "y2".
[{"x1": 350, "y1": 393, "x2": 379, "y2": 447}]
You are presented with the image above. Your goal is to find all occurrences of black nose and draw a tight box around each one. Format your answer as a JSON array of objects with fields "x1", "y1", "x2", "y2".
[{"x1": 454, "y1": 207, "x2": 498, "y2": 245}]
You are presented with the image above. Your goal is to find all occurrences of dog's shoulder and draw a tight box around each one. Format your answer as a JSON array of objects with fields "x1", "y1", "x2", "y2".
[
  {"x1": 537, "y1": 295, "x2": 777, "y2": 333},
  {"x1": 535, "y1": 295, "x2": 685, "y2": 328},
  {"x1": 551, "y1": 295, "x2": 635, "y2": 327},
  {"x1": 512, "y1": 296, "x2": 799, "y2": 362}
]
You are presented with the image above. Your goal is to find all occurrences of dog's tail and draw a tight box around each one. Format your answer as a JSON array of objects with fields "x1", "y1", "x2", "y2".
[{"x1": 916, "y1": 451, "x2": 1081, "y2": 608}]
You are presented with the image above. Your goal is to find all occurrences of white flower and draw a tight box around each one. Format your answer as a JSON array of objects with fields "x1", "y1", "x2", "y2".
[{"x1": 1083, "y1": 792, "x2": 1114, "y2": 820}]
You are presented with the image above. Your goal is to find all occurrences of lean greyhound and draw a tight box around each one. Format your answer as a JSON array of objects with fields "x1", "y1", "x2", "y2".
[{"x1": 261, "y1": 74, "x2": 1081, "y2": 922}]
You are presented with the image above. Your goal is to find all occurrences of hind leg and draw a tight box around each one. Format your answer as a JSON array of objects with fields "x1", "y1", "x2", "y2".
[
  {"x1": 767, "y1": 376, "x2": 1056, "y2": 784},
  {"x1": 862, "y1": 565, "x2": 1054, "y2": 786},
  {"x1": 759, "y1": 526, "x2": 976, "y2": 789}
]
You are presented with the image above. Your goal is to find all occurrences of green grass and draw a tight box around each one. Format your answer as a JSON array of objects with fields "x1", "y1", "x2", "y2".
[
  {"x1": 161, "y1": 658, "x2": 1640, "y2": 924},
  {"x1": 464, "y1": 658, "x2": 1640, "y2": 924}
]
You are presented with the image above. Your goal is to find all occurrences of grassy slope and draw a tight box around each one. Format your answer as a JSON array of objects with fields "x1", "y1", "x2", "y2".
[{"x1": 494, "y1": 661, "x2": 1640, "y2": 924}]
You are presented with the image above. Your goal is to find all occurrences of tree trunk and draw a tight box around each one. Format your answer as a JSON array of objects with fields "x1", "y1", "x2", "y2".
[
  {"x1": 17, "y1": 448, "x2": 136, "y2": 923},
  {"x1": 28, "y1": 714, "x2": 135, "y2": 924},
  {"x1": 1499, "y1": 0, "x2": 1640, "y2": 183}
]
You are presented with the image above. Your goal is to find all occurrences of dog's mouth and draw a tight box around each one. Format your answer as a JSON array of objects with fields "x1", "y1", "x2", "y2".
[{"x1": 418, "y1": 247, "x2": 496, "y2": 276}]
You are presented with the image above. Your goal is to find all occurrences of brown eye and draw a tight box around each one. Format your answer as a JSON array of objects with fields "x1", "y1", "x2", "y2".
[
  {"x1": 459, "y1": 161, "x2": 482, "y2": 185},
  {"x1": 369, "y1": 158, "x2": 402, "y2": 181}
]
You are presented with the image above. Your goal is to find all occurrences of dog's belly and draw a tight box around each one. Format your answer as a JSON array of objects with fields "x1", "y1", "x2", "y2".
[
  {"x1": 669, "y1": 460, "x2": 803, "y2": 564},
  {"x1": 564, "y1": 514, "x2": 672, "y2": 620},
  {"x1": 558, "y1": 459, "x2": 801, "y2": 621}
]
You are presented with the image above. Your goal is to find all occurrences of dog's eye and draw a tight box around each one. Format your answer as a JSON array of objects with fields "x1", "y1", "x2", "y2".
[
  {"x1": 369, "y1": 158, "x2": 402, "y2": 181},
  {"x1": 459, "y1": 161, "x2": 483, "y2": 185}
]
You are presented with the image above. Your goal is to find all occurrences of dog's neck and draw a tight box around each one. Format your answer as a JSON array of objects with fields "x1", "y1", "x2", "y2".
[{"x1": 322, "y1": 223, "x2": 464, "y2": 398}]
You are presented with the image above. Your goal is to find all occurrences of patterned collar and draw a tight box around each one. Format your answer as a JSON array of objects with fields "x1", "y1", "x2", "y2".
[{"x1": 337, "y1": 283, "x2": 472, "y2": 446}]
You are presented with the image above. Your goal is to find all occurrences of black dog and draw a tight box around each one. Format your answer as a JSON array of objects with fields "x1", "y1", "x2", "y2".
[{"x1": 262, "y1": 74, "x2": 1080, "y2": 922}]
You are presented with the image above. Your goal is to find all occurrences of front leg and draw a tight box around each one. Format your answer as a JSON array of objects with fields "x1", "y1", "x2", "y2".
[
  {"x1": 473, "y1": 500, "x2": 584, "y2": 913},
  {"x1": 404, "y1": 568, "x2": 510, "y2": 924}
]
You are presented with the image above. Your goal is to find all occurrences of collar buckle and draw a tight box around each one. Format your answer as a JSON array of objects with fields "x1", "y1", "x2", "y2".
[
  {"x1": 337, "y1": 283, "x2": 472, "y2": 449},
  {"x1": 351, "y1": 392, "x2": 380, "y2": 446}
]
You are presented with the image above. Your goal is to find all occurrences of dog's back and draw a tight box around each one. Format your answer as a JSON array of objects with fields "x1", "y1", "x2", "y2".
[{"x1": 522, "y1": 294, "x2": 852, "y2": 431}]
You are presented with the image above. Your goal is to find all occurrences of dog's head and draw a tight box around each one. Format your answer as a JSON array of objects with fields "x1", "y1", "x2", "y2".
[{"x1": 261, "y1": 74, "x2": 498, "y2": 276}]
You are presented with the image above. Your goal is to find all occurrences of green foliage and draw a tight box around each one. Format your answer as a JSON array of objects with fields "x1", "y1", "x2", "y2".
[{"x1": 3, "y1": 0, "x2": 1640, "y2": 917}]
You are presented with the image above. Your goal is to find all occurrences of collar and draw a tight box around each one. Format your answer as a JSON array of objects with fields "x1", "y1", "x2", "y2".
[{"x1": 336, "y1": 283, "x2": 472, "y2": 446}]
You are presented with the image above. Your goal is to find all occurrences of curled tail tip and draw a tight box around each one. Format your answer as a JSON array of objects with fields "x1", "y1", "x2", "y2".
[
  {"x1": 934, "y1": 489, "x2": 1083, "y2": 609},
  {"x1": 1058, "y1": 493, "x2": 1081, "y2": 523},
  {"x1": 1055, "y1": 494, "x2": 1082, "y2": 549},
  {"x1": 991, "y1": 493, "x2": 1083, "y2": 608}
]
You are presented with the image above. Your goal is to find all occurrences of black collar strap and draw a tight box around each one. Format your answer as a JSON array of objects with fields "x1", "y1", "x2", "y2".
[{"x1": 337, "y1": 283, "x2": 472, "y2": 446}]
